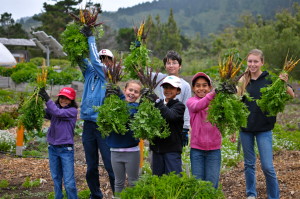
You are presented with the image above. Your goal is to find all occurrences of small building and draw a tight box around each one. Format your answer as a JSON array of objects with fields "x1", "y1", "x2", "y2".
[{"x1": 0, "y1": 38, "x2": 36, "y2": 63}]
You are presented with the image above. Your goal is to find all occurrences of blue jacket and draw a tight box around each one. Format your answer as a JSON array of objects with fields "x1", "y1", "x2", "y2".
[
  {"x1": 79, "y1": 36, "x2": 107, "y2": 122},
  {"x1": 106, "y1": 102, "x2": 140, "y2": 148},
  {"x1": 45, "y1": 100, "x2": 78, "y2": 145}
]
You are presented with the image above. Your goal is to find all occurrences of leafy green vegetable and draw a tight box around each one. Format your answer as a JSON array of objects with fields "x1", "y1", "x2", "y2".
[
  {"x1": 60, "y1": 22, "x2": 88, "y2": 66},
  {"x1": 94, "y1": 95, "x2": 130, "y2": 137},
  {"x1": 18, "y1": 90, "x2": 45, "y2": 133},
  {"x1": 257, "y1": 77, "x2": 291, "y2": 116},
  {"x1": 130, "y1": 98, "x2": 170, "y2": 143},
  {"x1": 120, "y1": 172, "x2": 225, "y2": 199},
  {"x1": 208, "y1": 92, "x2": 249, "y2": 136},
  {"x1": 123, "y1": 43, "x2": 151, "y2": 79},
  {"x1": 18, "y1": 66, "x2": 48, "y2": 134}
]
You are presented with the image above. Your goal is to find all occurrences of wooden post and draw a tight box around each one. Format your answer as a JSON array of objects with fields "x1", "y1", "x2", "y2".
[
  {"x1": 16, "y1": 125, "x2": 24, "y2": 156},
  {"x1": 139, "y1": 139, "x2": 144, "y2": 168}
]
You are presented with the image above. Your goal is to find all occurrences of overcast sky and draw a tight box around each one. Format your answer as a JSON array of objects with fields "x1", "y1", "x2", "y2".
[{"x1": 0, "y1": 0, "x2": 153, "y2": 20}]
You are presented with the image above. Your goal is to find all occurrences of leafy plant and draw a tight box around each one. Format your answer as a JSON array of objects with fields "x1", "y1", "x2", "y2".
[
  {"x1": 208, "y1": 50, "x2": 249, "y2": 135},
  {"x1": 0, "y1": 112, "x2": 17, "y2": 129},
  {"x1": 0, "y1": 130, "x2": 16, "y2": 152},
  {"x1": 120, "y1": 172, "x2": 225, "y2": 199},
  {"x1": 257, "y1": 56, "x2": 299, "y2": 116},
  {"x1": 18, "y1": 66, "x2": 48, "y2": 134},
  {"x1": 61, "y1": 22, "x2": 88, "y2": 66},
  {"x1": 21, "y1": 177, "x2": 41, "y2": 188},
  {"x1": 0, "y1": 179, "x2": 9, "y2": 188},
  {"x1": 208, "y1": 93, "x2": 249, "y2": 135},
  {"x1": 94, "y1": 59, "x2": 130, "y2": 137},
  {"x1": 130, "y1": 98, "x2": 170, "y2": 143},
  {"x1": 94, "y1": 95, "x2": 130, "y2": 137}
]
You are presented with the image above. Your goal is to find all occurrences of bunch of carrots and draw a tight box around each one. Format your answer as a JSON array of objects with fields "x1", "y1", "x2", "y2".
[
  {"x1": 18, "y1": 61, "x2": 48, "y2": 134},
  {"x1": 257, "y1": 55, "x2": 300, "y2": 116},
  {"x1": 208, "y1": 50, "x2": 249, "y2": 135}
]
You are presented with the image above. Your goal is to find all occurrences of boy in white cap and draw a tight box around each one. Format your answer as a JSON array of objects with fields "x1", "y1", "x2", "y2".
[{"x1": 144, "y1": 75, "x2": 185, "y2": 176}]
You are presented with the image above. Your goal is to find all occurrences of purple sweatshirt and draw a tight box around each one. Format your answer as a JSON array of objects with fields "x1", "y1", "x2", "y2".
[
  {"x1": 45, "y1": 100, "x2": 78, "y2": 145},
  {"x1": 186, "y1": 92, "x2": 222, "y2": 150}
]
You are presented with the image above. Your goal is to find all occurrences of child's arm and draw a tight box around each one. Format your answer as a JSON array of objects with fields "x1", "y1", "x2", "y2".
[
  {"x1": 155, "y1": 100, "x2": 185, "y2": 122},
  {"x1": 45, "y1": 101, "x2": 78, "y2": 120},
  {"x1": 186, "y1": 92, "x2": 215, "y2": 113},
  {"x1": 88, "y1": 36, "x2": 106, "y2": 81}
]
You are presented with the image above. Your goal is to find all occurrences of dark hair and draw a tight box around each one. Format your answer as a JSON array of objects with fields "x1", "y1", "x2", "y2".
[
  {"x1": 100, "y1": 55, "x2": 113, "y2": 62},
  {"x1": 55, "y1": 96, "x2": 78, "y2": 109},
  {"x1": 163, "y1": 50, "x2": 182, "y2": 65},
  {"x1": 192, "y1": 76, "x2": 211, "y2": 87}
]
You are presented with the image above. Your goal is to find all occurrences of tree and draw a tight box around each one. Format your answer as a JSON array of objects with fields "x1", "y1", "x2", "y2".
[
  {"x1": 0, "y1": 12, "x2": 28, "y2": 38},
  {"x1": 116, "y1": 28, "x2": 135, "y2": 51},
  {"x1": 145, "y1": 9, "x2": 182, "y2": 59},
  {"x1": 32, "y1": 0, "x2": 82, "y2": 41}
]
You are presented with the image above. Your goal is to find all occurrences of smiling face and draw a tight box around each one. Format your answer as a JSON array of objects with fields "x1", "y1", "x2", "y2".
[
  {"x1": 124, "y1": 82, "x2": 142, "y2": 103},
  {"x1": 247, "y1": 54, "x2": 264, "y2": 76},
  {"x1": 165, "y1": 58, "x2": 181, "y2": 76},
  {"x1": 192, "y1": 77, "x2": 212, "y2": 98},
  {"x1": 59, "y1": 95, "x2": 72, "y2": 107},
  {"x1": 162, "y1": 83, "x2": 181, "y2": 102}
]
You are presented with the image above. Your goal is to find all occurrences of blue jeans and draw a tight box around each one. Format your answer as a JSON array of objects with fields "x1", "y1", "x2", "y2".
[
  {"x1": 240, "y1": 131, "x2": 279, "y2": 199},
  {"x1": 152, "y1": 151, "x2": 182, "y2": 176},
  {"x1": 48, "y1": 145, "x2": 78, "y2": 199},
  {"x1": 190, "y1": 148, "x2": 221, "y2": 188},
  {"x1": 82, "y1": 120, "x2": 115, "y2": 199}
]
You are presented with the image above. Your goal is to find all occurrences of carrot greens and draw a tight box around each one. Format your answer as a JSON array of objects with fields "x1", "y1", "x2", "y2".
[{"x1": 257, "y1": 56, "x2": 299, "y2": 116}]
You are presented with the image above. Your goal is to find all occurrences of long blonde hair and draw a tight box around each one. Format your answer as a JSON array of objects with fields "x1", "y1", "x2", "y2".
[{"x1": 237, "y1": 49, "x2": 264, "y2": 96}]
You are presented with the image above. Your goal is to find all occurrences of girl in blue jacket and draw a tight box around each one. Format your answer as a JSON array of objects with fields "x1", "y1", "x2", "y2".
[
  {"x1": 39, "y1": 87, "x2": 78, "y2": 199},
  {"x1": 106, "y1": 80, "x2": 142, "y2": 196}
]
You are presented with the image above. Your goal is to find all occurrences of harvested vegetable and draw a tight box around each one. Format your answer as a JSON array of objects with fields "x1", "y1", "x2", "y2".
[
  {"x1": 257, "y1": 55, "x2": 299, "y2": 116},
  {"x1": 18, "y1": 63, "x2": 48, "y2": 133},
  {"x1": 124, "y1": 21, "x2": 151, "y2": 79},
  {"x1": 94, "y1": 60, "x2": 130, "y2": 137},
  {"x1": 208, "y1": 50, "x2": 249, "y2": 135},
  {"x1": 130, "y1": 98, "x2": 170, "y2": 143},
  {"x1": 61, "y1": 4, "x2": 104, "y2": 66},
  {"x1": 94, "y1": 94, "x2": 130, "y2": 137},
  {"x1": 124, "y1": 22, "x2": 170, "y2": 142}
]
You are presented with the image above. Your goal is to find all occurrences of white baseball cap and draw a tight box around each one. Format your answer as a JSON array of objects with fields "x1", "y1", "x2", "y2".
[
  {"x1": 161, "y1": 75, "x2": 181, "y2": 89},
  {"x1": 99, "y1": 49, "x2": 114, "y2": 58}
]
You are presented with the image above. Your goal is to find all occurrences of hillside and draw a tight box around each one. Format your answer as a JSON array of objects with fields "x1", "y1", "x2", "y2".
[
  {"x1": 19, "y1": 0, "x2": 300, "y2": 37},
  {"x1": 101, "y1": 0, "x2": 299, "y2": 36}
]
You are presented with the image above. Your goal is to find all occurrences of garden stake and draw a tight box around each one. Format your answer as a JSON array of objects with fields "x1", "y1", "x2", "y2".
[{"x1": 16, "y1": 125, "x2": 24, "y2": 156}]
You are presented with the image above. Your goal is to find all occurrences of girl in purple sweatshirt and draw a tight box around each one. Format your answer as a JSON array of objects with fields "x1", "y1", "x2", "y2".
[
  {"x1": 186, "y1": 72, "x2": 221, "y2": 189},
  {"x1": 39, "y1": 87, "x2": 78, "y2": 199}
]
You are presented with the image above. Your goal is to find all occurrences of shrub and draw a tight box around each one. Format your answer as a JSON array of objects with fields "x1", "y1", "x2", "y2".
[
  {"x1": 120, "y1": 173, "x2": 225, "y2": 199},
  {"x1": 0, "y1": 130, "x2": 15, "y2": 152},
  {"x1": 0, "y1": 112, "x2": 17, "y2": 129}
]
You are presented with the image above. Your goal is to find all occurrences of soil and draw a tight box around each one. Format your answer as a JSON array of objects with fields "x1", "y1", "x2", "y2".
[{"x1": 0, "y1": 84, "x2": 300, "y2": 199}]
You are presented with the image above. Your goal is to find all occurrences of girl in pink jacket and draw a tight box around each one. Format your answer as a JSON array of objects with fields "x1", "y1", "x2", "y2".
[{"x1": 186, "y1": 72, "x2": 221, "y2": 189}]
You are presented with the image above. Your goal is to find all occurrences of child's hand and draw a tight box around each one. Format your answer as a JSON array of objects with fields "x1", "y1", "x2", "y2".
[
  {"x1": 279, "y1": 73, "x2": 288, "y2": 83},
  {"x1": 39, "y1": 88, "x2": 50, "y2": 102},
  {"x1": 229, "y1": 133, "x2": 236, "y2": 143}
]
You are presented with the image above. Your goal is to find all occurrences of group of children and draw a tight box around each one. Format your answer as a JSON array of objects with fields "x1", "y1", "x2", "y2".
[{"x1": 39, "y1": 29, "x2": 294, "y2": 199}]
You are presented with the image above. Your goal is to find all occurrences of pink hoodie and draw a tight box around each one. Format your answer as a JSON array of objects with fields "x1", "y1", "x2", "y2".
[{"x1": 186, "y1": 92, "x2": 222, "y2": 150}]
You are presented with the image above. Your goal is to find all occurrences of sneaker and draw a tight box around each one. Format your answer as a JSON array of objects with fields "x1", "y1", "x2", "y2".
[{"x1": 247, "y1": 196, "x2": 256, "y2": 199}]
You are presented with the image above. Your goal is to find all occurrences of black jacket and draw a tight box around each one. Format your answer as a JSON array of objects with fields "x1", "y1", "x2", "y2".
[
  {"x1": 241, "y1": 71, "x2": 276, "y2": 132},
  {"x1": 150, "y1": 99, "x2": 185, "y2": 153}
]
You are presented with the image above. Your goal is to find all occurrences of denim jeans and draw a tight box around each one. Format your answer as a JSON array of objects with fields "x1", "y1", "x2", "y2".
[
  {"x1": 190, "y1": 148, "x2": 221, "y2": 188},
  {"x1": 240, "y1": 131, "x2": 279, "y2": 199},
  {"x1": 82, "y1": 120, "x2": 115, "y2": 199},
  {"x1": 48, "y1": 145, "x2": 78, "y2": 199}
]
